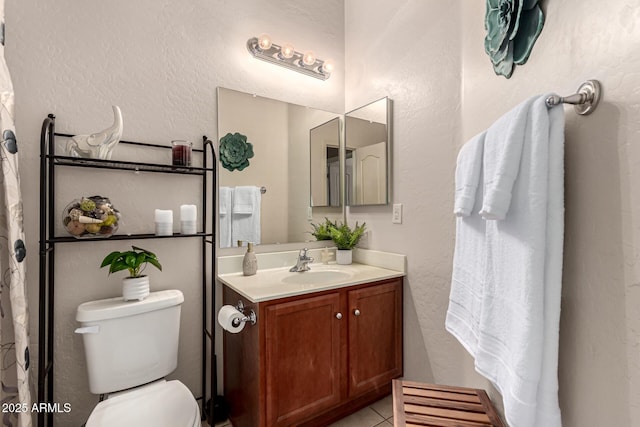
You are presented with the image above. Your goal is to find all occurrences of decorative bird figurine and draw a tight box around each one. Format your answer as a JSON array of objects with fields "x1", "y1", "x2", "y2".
[{"x1": 66, "y1": 105, "x2": 123, "y2": 160}]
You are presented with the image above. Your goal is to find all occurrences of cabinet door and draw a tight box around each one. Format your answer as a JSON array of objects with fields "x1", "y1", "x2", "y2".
[
  {"x1": 348, "y1": 279, "x2": 402, "y2": 397},
  {"x1": 265, "y1": 293, "x2": 343, "y2": 426}
]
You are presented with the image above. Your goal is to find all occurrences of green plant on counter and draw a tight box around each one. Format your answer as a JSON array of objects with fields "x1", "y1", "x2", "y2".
[
  {"x1": 100, "y1": 246, "x2": 162, "y2": 278},
  {"x1": 310, "y1": 218, "x2": 337, "y2": 241},
  {"x1": 329, "y1": 221, "x2": 366, "y2": 250}
]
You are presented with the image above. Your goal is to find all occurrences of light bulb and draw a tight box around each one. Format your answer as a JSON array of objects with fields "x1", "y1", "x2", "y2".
[
  {"x1": 302, "y1": 51, "x2": 316, "y2": 66},
  {"x1": 257, "y1": 33, "x2": 272, "y2": 50},
  {"x1": 279, "y1": 43, "x2": 295, "y2": 59},
  {"x1": 321, "y1": 58, "x2": 335, "y2": 74}
]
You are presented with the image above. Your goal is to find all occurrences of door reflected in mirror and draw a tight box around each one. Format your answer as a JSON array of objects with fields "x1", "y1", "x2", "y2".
[
  {"x1": 345, "y1": 97, "x2": 391, "y2": 206},
  {"x1": 310, "y1": 117, "x2": 341, "y2": 207}
]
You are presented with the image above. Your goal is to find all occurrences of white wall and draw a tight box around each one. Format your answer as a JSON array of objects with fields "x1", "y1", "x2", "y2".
[
  {"x1": 7, "y1": 1, "x2": 344, "y2": 425},
  {"x1": 460, "y1": 1, "x2": 640, "y2": 425},
  {"x1": 345, "y1": 0, "x2": 466, "y2": 393},
  {"x1": 346, "y1": 0, "x2": 640, "y2": 426}
]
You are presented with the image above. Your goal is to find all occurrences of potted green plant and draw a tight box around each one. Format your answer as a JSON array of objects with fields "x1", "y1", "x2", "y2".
[
  {"x1": 100, "y1": 245, "x2": 162, "y2": 301},
  {"x1": 329, "y1": 221, "x2": 366, "y2": 265},
  {"x1": 310, "y1": 218, "x2": 337, "y2": 241}
]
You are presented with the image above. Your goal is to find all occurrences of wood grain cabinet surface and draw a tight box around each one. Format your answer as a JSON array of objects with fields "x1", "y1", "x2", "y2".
[{"x1": 223, "y1": 277, "x2": 403, "y2": 427}]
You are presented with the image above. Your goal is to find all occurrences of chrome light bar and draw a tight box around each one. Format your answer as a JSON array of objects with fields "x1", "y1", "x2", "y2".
[{"x1": 246, "y1": 36, "x2": 333, "y2": 81}]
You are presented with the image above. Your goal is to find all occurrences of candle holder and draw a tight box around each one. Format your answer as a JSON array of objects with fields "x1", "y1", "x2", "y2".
[{"x1": 171, "y1": 140, "x2": 192, "y2": 167}]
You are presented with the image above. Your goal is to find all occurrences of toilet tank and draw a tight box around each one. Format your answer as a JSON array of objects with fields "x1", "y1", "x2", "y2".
[{"x1": 76, "y1": 290, "x2": 184, "y2": 394}]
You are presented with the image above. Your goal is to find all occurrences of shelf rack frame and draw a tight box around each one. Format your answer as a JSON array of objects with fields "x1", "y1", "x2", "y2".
[{"x1": 38, "y1": 115, "x2": 217, "y2": 426}]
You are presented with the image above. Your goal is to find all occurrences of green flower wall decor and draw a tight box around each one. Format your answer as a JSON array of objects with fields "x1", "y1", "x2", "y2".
[
  {"x1": 219, "y1": 132, "x2": 254, "y2": 171},
  {"x1": 485, "y1": 0, "x2": 545, "y2": 78}
]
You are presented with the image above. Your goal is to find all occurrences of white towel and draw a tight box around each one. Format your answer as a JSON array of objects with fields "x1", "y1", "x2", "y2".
[
  {"x1": 533, "y1": 96, "x2": 564, "y2": 427},
  {"x1": 232, "y1": 185, "x2": 256, "y2": 214},
  {"x1": 479, "y1": 96, "x2": 537, "y2": 220},
  {"x1": 447, "y1": 130, "x2": 488, "y2": 356},
  {"x1": 231, "y1": 186, "x2": 261, "y2": 245},
  {"x1": 454, "y1": 131, "x2": 486, "y2": 217},
  {"x1": 446, "y1": 164, "x2": 486, "y2": 357},
  {"x1": 447, "y1": 94, "x2": 564, "y2": 427},
  {"x1": 218, "y1": 187, "x2": 233, "y2": 248}
]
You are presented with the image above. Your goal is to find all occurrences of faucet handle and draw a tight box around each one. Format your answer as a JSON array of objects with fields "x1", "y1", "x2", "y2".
[{"x1": 299, "y1": 248, "x2": 308, "y2": 257}]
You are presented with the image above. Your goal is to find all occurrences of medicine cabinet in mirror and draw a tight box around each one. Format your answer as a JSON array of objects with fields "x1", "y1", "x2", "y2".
[
  {"x1": 310, "y1": 117, "x2": 341, "y2": 207},
  {"x1": 345, "y1": 97, "x2": 392, "y2": 206},
  {"x1": 217, "y1": 87, "x2": 343, "y2": 249}
]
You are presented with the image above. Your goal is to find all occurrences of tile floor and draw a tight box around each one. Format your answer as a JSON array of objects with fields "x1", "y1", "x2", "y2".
[{"x1": 207, "y1": 394, "x2": 394, "y2": 427}]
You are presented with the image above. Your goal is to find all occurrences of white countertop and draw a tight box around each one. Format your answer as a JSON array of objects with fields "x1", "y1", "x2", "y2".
[{"x1": 217, "y1": 262, "x2": 405, "y2": 303}]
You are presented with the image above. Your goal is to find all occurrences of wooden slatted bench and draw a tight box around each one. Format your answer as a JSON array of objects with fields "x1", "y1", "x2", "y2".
[{"x1": 392, "y1": 380, "x2": 505, "y2": 427}]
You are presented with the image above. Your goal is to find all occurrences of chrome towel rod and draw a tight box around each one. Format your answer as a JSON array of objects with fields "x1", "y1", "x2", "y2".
[
  {"x1": 545, "y1": 79, "x2": 601, "y2": 115},
  {"x1": 260, "y1": 186, "x2": 266, "y2": 194}
]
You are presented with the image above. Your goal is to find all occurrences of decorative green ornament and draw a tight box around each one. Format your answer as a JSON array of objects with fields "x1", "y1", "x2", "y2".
[
  {"x1": 484, "y1": 0, "x2": 544, "y2": 78},
  {"x1": 219, "y1": 132, "x2": 254, "y2": 172},
  {"x1": 79, "y1": 198, "x2": 96, "y2": 212}
]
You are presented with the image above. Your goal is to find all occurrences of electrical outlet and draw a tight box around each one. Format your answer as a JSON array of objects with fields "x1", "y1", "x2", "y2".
[
  {"x1": 392, "y1": 203, "x2": 403, "y2": 224},
  {"x1": 307, "y1": 206, "x2": 313, "y2": 221}
]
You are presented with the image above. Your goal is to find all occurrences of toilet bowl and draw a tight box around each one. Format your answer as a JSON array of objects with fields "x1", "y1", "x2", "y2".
[
  {"x1": 86, "y1": 380, "x2": 200, "y2": 427},
  {"x1": 76, "y1": 290, "x2": 200, "y2": 427}
]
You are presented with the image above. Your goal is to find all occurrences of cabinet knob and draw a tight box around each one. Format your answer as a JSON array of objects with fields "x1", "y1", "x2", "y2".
[
  {"x1": 335, "y1": 313, "x2": 343, "y2": 320},
  {"x1": 353, "y1": 309, "x2": 361, "y2": 316}
]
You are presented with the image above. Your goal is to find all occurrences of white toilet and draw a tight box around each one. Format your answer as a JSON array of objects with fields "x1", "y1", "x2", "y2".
[{"x1": 75, "y1": 289, "x2": 201, "y2": 427}]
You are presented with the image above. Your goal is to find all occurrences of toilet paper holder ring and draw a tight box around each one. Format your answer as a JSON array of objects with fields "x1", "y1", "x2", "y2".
[{"x1": 233, "y1": 301, "x2": 257, "y2": 327}]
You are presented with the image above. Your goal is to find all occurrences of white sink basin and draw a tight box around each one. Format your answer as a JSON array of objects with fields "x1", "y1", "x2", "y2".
[{"x1": 281, "y1": 269, "x2": 353, "y2": 285}]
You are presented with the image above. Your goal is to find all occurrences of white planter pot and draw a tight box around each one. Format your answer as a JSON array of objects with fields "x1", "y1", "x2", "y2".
[
  {"x1": 122, "y1": 276, "x2": 150, "y2": 301},
  {"x1": 336, "y1": 249, "x2": 353, "y2": 265}
]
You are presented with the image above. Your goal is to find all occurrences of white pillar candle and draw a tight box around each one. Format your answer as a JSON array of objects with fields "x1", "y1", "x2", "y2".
[
  {"x1": 154, "y1": 209, "x2": 173, "y2": 223},
  {"x1": 180, "y1": 204, "x2": 197, "y2": 234},
  {"x1": 180, "y1": 204, "x2": 197, "y2": 221},
  {"x1": 154, "y1": 209, "x2": 173, "y2": 236}
]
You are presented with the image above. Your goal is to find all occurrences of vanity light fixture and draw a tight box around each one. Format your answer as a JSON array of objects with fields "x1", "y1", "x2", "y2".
[{"x1": 246, "y1": 34, "x2": 333, "y2": 81}]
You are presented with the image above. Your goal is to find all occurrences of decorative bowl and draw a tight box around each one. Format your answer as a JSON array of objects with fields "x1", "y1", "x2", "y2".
[{"x1": 62, "y1": 196, "x2": 120, "y2": 239}]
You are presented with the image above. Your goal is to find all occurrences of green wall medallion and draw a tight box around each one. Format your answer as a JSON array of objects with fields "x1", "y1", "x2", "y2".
[
  {"x1": 485, "y1": 0, "x2": 545, "y2": 78},
  {"x1": 219, "y1": 132, "x2": 254, "y2": 171}
]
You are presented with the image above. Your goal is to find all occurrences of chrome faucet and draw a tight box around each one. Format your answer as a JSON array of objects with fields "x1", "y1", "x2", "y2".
[{"x1": 290, "y1": 248, "x2": 314, "y2": 272}]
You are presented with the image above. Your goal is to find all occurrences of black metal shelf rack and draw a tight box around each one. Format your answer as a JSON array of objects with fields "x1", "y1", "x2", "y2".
[{"x1": 38, "y1": 114, "x2": 217, "y2": 426}]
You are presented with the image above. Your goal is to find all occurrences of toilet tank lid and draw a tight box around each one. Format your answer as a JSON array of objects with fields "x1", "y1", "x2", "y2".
[{"x1": 76, "y1": 290, "x2": 184, "y2": 323}]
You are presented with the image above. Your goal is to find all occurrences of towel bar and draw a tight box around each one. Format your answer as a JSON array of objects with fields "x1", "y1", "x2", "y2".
[{"x1": 545, "y1": 79, "x2": 601, "y2": 116}]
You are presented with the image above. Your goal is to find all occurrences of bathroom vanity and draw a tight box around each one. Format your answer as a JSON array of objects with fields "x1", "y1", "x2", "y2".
[{"x1": 218, "y1": 255, "x2": 404, "y2": 427}]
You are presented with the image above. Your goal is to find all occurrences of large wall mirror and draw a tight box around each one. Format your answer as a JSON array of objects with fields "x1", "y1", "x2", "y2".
[
  {"x1": 217, "y1": 87, "x2": 343, "y2": 248},
  {"x1": 345, "y1": 97, "x2": 392, "y2": 206}
]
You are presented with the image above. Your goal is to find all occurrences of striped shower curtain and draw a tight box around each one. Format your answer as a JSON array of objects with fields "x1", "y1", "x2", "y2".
[{"x1": 0, "y1": 1, "x2": 33, "y2": 426}]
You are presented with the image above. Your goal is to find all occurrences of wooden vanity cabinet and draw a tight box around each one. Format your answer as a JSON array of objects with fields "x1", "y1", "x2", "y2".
[
  {"x1": 223, "y1": 277, "x2": 403, "y2": 427},
  {"x1": 348, "y1": 280, "x2": 403, "y2": 398},
  {"x1": 265, "y1": 292, "x2": 343, "y2": 426}
]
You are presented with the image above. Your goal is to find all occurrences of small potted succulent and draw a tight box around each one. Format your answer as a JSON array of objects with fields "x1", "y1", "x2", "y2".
[
  {"x1": 100, "y1": 246, "x2": 162, "y2": 301},
  {"x1": 310, "y1": 218, "x2": 337, "y2": 241},
  {"x1": 328, "y1": 221, "x2": 366, "y2": 265}
]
